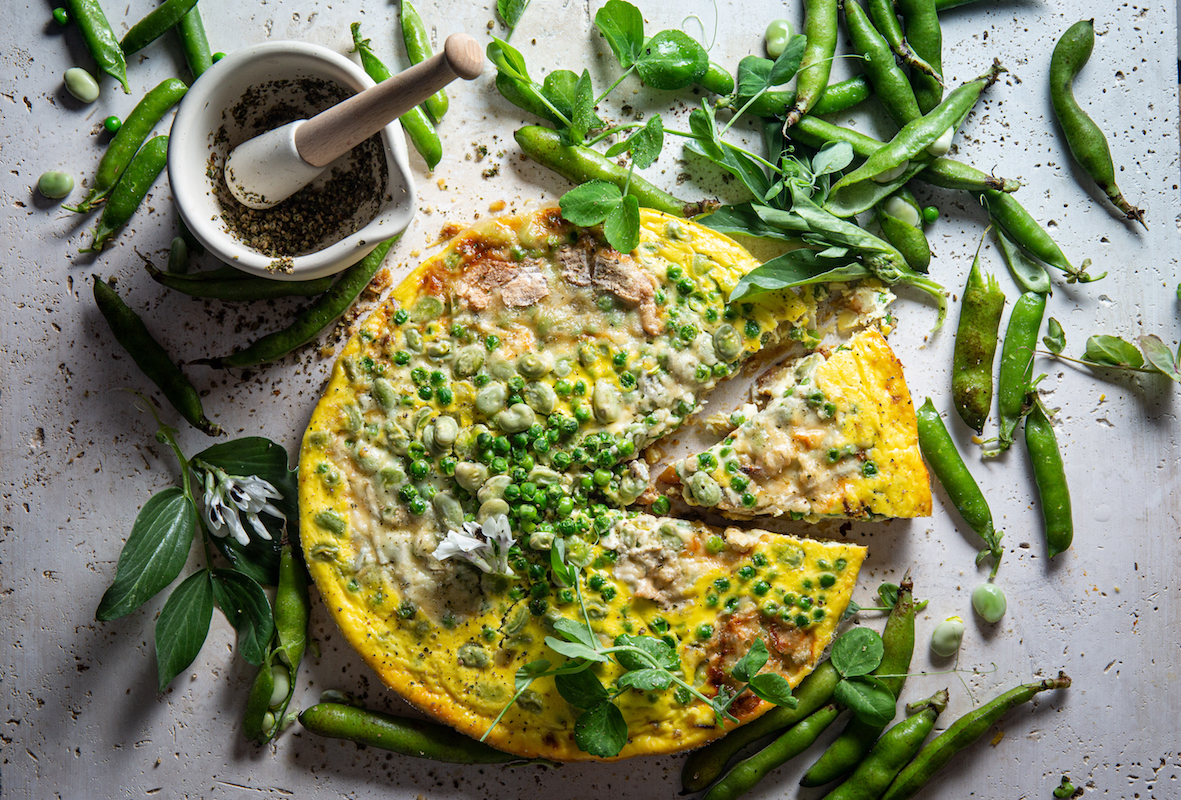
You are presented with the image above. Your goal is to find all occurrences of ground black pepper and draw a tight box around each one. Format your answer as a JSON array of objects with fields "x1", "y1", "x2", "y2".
[{"x1": 210, "y1": 78, "x2": 390, "y2": 268}]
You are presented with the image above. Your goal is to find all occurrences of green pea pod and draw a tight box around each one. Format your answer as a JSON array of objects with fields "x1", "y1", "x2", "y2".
[
  {"x1": 147, "y1": 261, "x2": 335, "y2": 300},
  {"x1": 298, "y1": 703, "x2": 526, "y2": 763},
  {"x1": 91, "y1": 275, "x2": 221, "y2": 436},
  {"x1": 351, "y1": 23, "x2": 443, "y2": 170},
  {"x1": 877, "y1": 203, "x2": 931, "y2": 273},
  {"x1": 167, "y1": 237, "x2": 189, "y2": 275},
  {"x1": 821, "y1": 690, "x2": 948, "y2": 800},
  {"x1": 515, "y1": 126, "x2": 704, "y2": 218},
  {"x1": 724, "y1": 76, "x2": 871, "y2": 119},
  {"x1": 274, "y1": 546, "x2": 310, "y2": 667},
  {"x1": 199, "y1": 237, "x2": 398, "y2": 369},
  {"x1": 995, "y1": 228, "x2": 1051, "y2": 295},
  {"x1": 916, "y1": 398, "x2": 1002, "y2": 574},
  {"x1": 120, "y1": 0, "x2": 199, "y2": 55},
  {"x1": 703, "y1": 704, "x2": 842, "y2": 800},
  {"x1": 80, "y1": 135, "x2": 169, "y2": 252},
  {"x1": 64, "y1": 0, "x2": 129, "y2": 92},
  {"x1": 934, "y1": 0, "x2": 984, "y2": 8},
  {"x1": 801, "y1": 577, "x2": 916, "y2": 787},
  {"x1": 177, "y1": 5, "x2": 213, "y2": 80},
  {"x1": 242, "y1": 656, "x2": 275, "y2": 742},
  {"x1": 1024, "y1": 396, "x2": 1073, "y2": 558},
  {"x1": 1050, "y1": 20, "x2": 1145, "y2": 227},
  {"x1": 951, "y1": 242, "x2": 1006, "y2": 434},
  {"x1": 829, "y1": 62, "x2": 1004, "y2": 203},
  {"x1": 791, "y1": 114, "x2": 1018, "y2": 195},
  {"x1": 896, "y1": 0, "x2": 944, "y2": 112},
  {"x1": 980, "y1": 190, "x2": 1101, "y2": 283},
  {"x1": 67, "y1": 79, "x2": 188, "y2": 213},
  {"x1": 994, "y1": 291, "x2": 1046, "y2": 452},
  {"x1": 844, "y1": 0, "x2": 921, "y2": 127},
  {"x1": 401, "y1": 1, "x2": 448, "y2": 123},
  {"x1": 698, "y1": 61, "x2": 736, "y2": 96},
  {"x1": 865, "y1": 0, "x2": 944, "y2": 87},
  {"x1": 880, "y1": 673, "x2": 1072, "y2": 800},
  {"x1": 785, "y1": 0, "x2": 839, "y2": 127},
  {"x1": 681, "y1": 661, "x2": 841, "y2": 793}
]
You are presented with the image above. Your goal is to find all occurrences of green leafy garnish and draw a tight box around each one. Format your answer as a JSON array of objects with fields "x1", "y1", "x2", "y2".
[
  {"x1": 605, "y1": 114, "x2": 664, "y2": 169},
  {"x1": 1043, "y1": 317, "x2": 1066, "y2": 353},
  {"x1": 832, "y1": 674, "x2": 897, "y2": 727},
  {"x1": 154, "y1": 569, "x2": 215, "y2": 692},
  {"x1": 1138, "y1": 335, "x2": 1181, "y2": 382},
  {"x1": 497, "y1": 0, "x2": 530, "y2": 32},
  {"x1": 560, "y1": 181, "x2": 641, "y2": 253},
  {"x1": 830, "y1": 627, "x2": 885, "y2": 678},
  {"x1": 1083, "y1": 334, "x2": 1145, "y2": 369},
  {"x1": 594, "y1": 0, "x2": 644, "y2": 68}
]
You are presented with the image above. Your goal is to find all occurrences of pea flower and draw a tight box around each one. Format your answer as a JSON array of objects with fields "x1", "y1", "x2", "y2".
[
  {"x1": 198, "y1": 463, "x2": 286, "y2": 547},
  {"x1": 433, "y1": 514, "x2": 516, "y2": 577}
]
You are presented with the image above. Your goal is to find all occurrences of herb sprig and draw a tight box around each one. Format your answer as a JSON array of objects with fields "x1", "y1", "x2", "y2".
[
  {"x1": 1042, "y1": 318, "x2": 1181, "y2": 383},
  {"x1": 96, "y1": 395, "x2": 296, "y2": 690},
  {"x1": 482, "y1": 542, "x2": 797, "y2": 758}
]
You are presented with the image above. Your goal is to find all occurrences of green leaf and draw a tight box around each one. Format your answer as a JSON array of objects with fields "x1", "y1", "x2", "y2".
[
  {"x1": 811, "y1": 141, "x2": 855, "y2": 178},
  {"x1": 96, "y1": 487, "x2": 196, "y2": 621},
  {"x1": 748, "y1": 673, "x2": 798, "y2": 708},
  {"x1": 560, "y1": 180, "x2": 621, "y2": 226},
  {"x1": 541, "y1": 69, "x2": 580, "y2": 120},
  {"x1": 193, "y1": 437, "x2": 296, "y2": 519},
  {"x1": 211, "y1": 569, "x2": 274, "y2": 667},
  {"x1": 833, "y1": 675, "x2": 896, "y2": 727},
  {"x1": 635, "y1": 30, "x2": 708, "y2": 90},
  {"x1": 830, "y1": 628, "x2": 885, "y2": 678},
  {"x1": 487, "y1": 37, "x2": 531, "y2": 83},
  {"x1": 699, "y1": 203, "x2": 803, "y2": 241},
  {"x1": 1083, "y1": 335, "x2": 1144, "y2": 369},
  {"x1": 574, "y1": 701, "x2": 629, "y2": 757},
  {"x1": 1043, "y1": 318, "x2": 1066, "y2": 354},
  {"x1": 603, "y1": 194, "x2": 641, "y2": 254},
  {"x1": 613, "y1": 634, "x2": 679, "y2": 671},
  {"x1": 497, "y1": 0, "x2": 529, "y2": 29},
  {"x1": 616, "y1": 668, "x2": 672, "y2": 691},
  {"x1": 570, "y1": 69, "x2": 596, "y2": 144},
  {"x1": 553, "y1": 616, "x2": 598, "y2": 650},
  {"x1": 545, "y1": 635, "x2": 608, "y2": 662},
  {"x1": 155, "y1": 569, "x2": 214, "y2": 692},
  {"x1": 606, "y1": 115, "x2": 664, "y2": 170},
  {"x1": 730, "y1": 250, "x2": 872, "y2": 301},
  {"x1": 877, "y1": 582, "x2": 900, "y2": 609},
  {"x1": 594, "y1": 0, "x2": 644, "y2": 69},
  {"x1": 736, "y1": 56, "x2": 774, "y2": 97},
  {"x1": 767, "y1": 34, "x2": 808, "y2": 85},
  {"x1": 515, "y1": 659, "x2": 552, "y2": 691},
  {"x1": 1138, "y1": 335, "x2": 1181, "y2": 382},
  {"x1": 731, "y1": 638, "x2": 769, "y2": 683},
  {"x1": 556, "y1": 668, "x2": 610, "y2": 708},
  {"x1": 550, "y1": 540, "x2": 577, "y2": 587}
]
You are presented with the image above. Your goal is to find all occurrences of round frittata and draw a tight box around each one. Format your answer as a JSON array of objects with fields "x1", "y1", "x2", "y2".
[{"x1": 299, "y1": 207, "x2": 900, "y2": 760}]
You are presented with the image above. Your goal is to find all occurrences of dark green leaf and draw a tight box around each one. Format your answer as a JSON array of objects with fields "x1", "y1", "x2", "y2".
[
  {"x1": 605, "y1": 115, "x2": 664, "y2": 170},
  {"x1": 877, "y1": 582, "x2": 900, "y2": 609},
  {"x1": 497, "y1": 0, "x2": 529, "y2": 29},
  {"x1": 560, "y1": 180, "x2": 621, "y2": 226},
  {"x1": 685, "y1": 137, "x2": 771, "y2": 200},
  {"x1": 155, "y1": 569, "x2": 214, "y2": 691},
  {"x1": 731, "y1": 638, "x2": 769, "y2": 683},
  {"x1": 97, "y1": 487, "x2": 196, "y2": 621},
  {"x1": 766, "y1": 34, "x2": 807, "y2": 85},
  {"x1": 616, "y1": 668, "x2": 672, "y2": 691},
  {"x1": 212, "y1": 536, "x2": 283, "y2": 589},
  {"x1": 570, "y1": 69, "x2": 596, "y2": 144},
  {"x1": 1138, "y1": 335, "x2": 1181, "y2": 382},
  {"x1": 574, "y1": 701, "x2": 629, "y2": 757},
  {"x1": 604, "y1": 194, "x2": 640, "y2": 253},
  {"x1": 556, "y1": 667, "x2": 610, "y2": 708},
  {"x1": 830, "y1": 628, "x2": 885, "y2": 678},
  {"x1": 635, "y1": 30, "x2": 708, "y2": 90},
  {"x1": 748, "y1": 673, "x2": 798, "y2": 708},
  {"x1": 541, "y1": 69, "x2": 580, "y2": 120},
  {"x1": 515, "y1": 659, "x2": 552, "y2": 691},
  {"x1": 594, "y1": 0, "x2": 644, "y2": 69},
  {"x1": 193, "y1": 437, "x2": 296, "y2": 519},
  {"x1": 736, "y1": 56, "x2": 773, "y2": 97},
  {"x1": 1043, "y1": 318, "x2": 1066, "y2": 354},
  {"x1": 811, "y1": 141, "x2": 855, "y2": 178},
  {"x1": 1083, "y1": 335, "x2": 1144, "y2": 369},
  {"x1": 546, "y1": 636, "x2": 608, "y2": 662},
  {"x1": 211, "y1": 569, "x2": 274, "y2": 667},
  {"x1": 699, "y1": 203, "x2": 803, "y2": 241},
  {"x1": 730, "y1": 250, "x2": 871, "y2": 301},
  {"x1": 487, "y1": 37, "x2": 531, "y2": 82},
  {"x1": 613, "y1": 634, "x2": 679, "y2": 671},
  {"x1": 833, "y1": 675, "x2": 896, "y2": 726}
]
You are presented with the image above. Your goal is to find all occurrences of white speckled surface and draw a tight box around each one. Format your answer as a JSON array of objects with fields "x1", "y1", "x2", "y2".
[{"x1": 2, "y1": 0, "x2": 1179, "y2": 798}]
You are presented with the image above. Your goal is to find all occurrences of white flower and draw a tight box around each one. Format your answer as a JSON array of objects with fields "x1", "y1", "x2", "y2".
[
  {"x1": 199, "y1": 464, "x2": 286, "y2": 547},
  {"x1": 433, "y1": 514, "x2": 516, "y2": 577}
]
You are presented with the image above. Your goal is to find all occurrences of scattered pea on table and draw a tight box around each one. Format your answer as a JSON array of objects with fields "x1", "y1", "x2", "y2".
[
  {"x1": 930, "y1": 615, "x2": 965, "y2": 657},
  {"x1": 971, "y1": 582, "x2": 1006, "y2": 623},
  {"x1": 64, "y1": 67, "x2": 100, "y2": 103},
  {"x1": 37, "y1": 171, "x2": 74, "y2": 200},
  {"x1": 764, "y1": 18, "x2": 793, "y2": 58},
  {"x1": 102, "y1": 115, "x2": 121, "y2": 134},
  {"x1": 52, "y1": 7, "x2": 69, "y2": 25}
]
